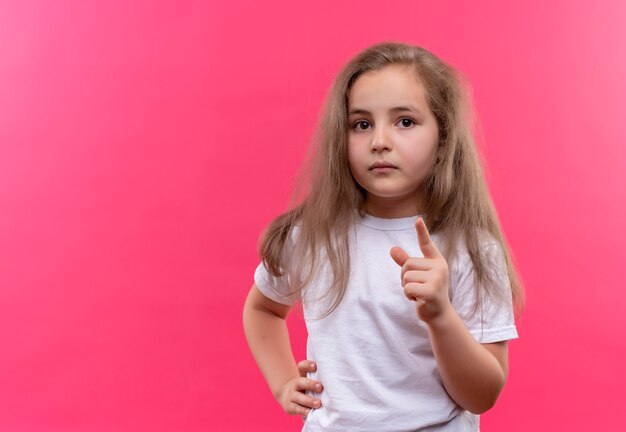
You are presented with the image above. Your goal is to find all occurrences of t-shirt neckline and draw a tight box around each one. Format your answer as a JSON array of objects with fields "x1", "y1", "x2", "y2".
[{"x1": 359, "y1": 213, "x2": 423, "y2": 231}]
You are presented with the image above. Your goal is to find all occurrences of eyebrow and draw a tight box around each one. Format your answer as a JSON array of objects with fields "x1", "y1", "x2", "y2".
[{"x1": 348, "y1": 105, "x2": 424, "y2": 116}]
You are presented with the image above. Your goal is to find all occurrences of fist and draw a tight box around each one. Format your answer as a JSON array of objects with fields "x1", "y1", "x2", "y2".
[{"x1": 389, "y1": 217, "x2": 451, "y2": 323}]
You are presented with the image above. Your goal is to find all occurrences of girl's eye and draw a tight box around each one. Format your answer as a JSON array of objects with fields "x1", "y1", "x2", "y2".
[
  {"x1": 351, "y1": 118, "x2": 415, "y2": 131},
  {"x1": 353, "y1": 120, "x2": 370, "y2": 131},
  {"x1": 399, "y1": 118, "x2": 416, "y2": 128}
]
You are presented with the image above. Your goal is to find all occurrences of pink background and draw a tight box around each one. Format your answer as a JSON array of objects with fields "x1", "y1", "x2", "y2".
[{"x1": 1, "y1": 0, "x2": 625, "y2": 430}]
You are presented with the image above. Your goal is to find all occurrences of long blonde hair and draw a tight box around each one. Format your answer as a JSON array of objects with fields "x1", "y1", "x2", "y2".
[{"x1": 259, "y1": 41, "x2": 524, "y2": 320}]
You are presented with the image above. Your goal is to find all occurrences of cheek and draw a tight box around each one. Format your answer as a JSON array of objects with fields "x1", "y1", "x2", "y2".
[
  {"x1": 347, "y1": 155, "x2": 361, "y2": 183},
  {"x1": 404, "y1": 148, "x2": 437, "y2": 175},
  {"x1": 346, "y1": 143, "x2": 366, "y2": 184},
  {"x1": 425, "y1": 143, "x2": 438, "y2": 164},
  {"x1": 347, "y1": 141, "x2": 361, "y2": 168}
]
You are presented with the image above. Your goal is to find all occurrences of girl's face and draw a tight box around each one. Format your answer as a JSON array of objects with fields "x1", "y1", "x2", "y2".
[{"x1": 347, "y1": 64, "x2": 439, "y2": 218}]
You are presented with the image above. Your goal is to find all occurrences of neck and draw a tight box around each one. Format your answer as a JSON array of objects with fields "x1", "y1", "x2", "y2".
[{"x1": 364, "y1": 196, "x2": 422, "y2": 218}]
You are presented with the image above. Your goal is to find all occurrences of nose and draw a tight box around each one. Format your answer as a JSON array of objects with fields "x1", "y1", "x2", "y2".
[{"x1": 370, "y1": 125, "x2": 391, "y2": 153}]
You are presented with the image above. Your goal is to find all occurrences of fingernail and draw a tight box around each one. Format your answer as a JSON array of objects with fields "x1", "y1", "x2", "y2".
[{"x1": 316, "y1": 384, "x2": 322, "y2": 391}]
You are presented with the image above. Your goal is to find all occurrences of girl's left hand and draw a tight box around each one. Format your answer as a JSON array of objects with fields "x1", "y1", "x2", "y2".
[{"x1": 390, "y1": 217, "x2": 452, "y2": 324}]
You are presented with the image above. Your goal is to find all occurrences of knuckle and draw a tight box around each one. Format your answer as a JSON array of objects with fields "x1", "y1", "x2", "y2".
[
  {"x1": 403, "y1": 259, "x2": 413, "y2": 271},
  {"x1": 291, "y1": 392, "x2": 304, "y2": 405}
]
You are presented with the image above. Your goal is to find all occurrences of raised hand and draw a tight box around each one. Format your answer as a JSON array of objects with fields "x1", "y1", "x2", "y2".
[
  {"x1": 276, "y1": 359, "x2": 323, "y2": 420},
  {"x1": 389, "y1": 217, "x2": 452, "y2": 324}
]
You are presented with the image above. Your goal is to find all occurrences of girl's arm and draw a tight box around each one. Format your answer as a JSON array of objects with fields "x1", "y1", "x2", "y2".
[
  {"x1": 390, "y1": 218, "x2": 509, "y2": 414},
  {"x1": 242, "y1": 284, "x2": 323, "y2": 416},
  {"x1": 427, "y1": 308, "x2": 508, "y2": 414}
]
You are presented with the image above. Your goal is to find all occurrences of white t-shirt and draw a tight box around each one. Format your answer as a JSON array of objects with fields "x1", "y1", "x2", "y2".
[{"x1": 254, "y1": 214, "x2": 518, "y2": 432}]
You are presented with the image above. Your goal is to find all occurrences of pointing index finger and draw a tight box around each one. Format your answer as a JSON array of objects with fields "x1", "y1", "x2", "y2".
[{"x1": 415, "y1": 217, "x2": 442, "y2": 259}]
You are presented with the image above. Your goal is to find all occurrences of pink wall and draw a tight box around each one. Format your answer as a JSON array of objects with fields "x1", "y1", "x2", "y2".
[{"x1": 1, "y1": 0, "x2": 625, "y2": 430}]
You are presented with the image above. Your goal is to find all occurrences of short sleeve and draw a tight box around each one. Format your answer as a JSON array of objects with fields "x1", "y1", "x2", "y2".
[
  {"x1": 253, "y1": 225, "x2": 302, "y2": 306},
  {"x1": 254, "y1": 261, "x2": 300, "y2": 306},
  {"x1": 450, "y1": 240, "x2": 518, "y2": 344}
]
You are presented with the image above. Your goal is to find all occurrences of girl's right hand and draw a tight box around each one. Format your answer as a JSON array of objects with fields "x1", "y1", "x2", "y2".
[{"x1": 276, "y1": 360, "x2": 324, "y2": 420}]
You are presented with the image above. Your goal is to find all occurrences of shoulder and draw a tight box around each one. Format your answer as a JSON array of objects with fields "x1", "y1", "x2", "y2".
[
  {"x1": 447, "y1": 232, "x2": 518, "y2": 342},
  {"x1": 447, "y1": 231, "x2": 511, "y2": 304},
  {"x1": 449, "y1": 231, "x2": 503, "y2": 271}
]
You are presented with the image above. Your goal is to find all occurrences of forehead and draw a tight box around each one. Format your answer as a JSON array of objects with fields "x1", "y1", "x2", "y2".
[{"x1": 347, "y1": 65, "x2": 429, "y2": 112}]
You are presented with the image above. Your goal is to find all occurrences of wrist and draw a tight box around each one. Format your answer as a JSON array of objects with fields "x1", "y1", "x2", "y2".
[
  {"x1": 425, "y1": 302, "x2": 457, "y2": 331},
  {"x1": 272, "y1": 373, "x2": 297, "y2": 401},
  {"x1": 273, "y1": 381, "x2": 287, "y2": 402}
]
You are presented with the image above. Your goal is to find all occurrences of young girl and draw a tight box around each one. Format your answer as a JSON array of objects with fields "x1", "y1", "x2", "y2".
[{"x1": 243, "y1": 41, "x2": 523, "y2": 431}]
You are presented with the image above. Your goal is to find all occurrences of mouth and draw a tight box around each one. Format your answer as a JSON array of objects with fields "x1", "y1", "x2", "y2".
[{"x1": 369, "y1": 161, "x2": 398, "y2": 171}]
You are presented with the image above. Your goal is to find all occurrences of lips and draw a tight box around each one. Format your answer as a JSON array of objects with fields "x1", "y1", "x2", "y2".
[{"x1": 369, "y1": 161, "x2": 398, "y2": 170}]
